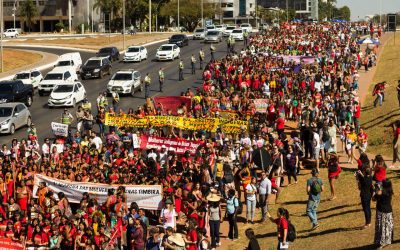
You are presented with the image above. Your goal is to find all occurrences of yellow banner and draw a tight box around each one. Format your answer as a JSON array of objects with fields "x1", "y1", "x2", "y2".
[{"x1": 104, "y1": 113, "x2": 248, "y2": 133}]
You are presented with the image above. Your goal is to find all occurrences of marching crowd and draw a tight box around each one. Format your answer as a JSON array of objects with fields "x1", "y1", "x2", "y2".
[{"x1": 0, "y1": 22, "x2": 395, "y2": 250}]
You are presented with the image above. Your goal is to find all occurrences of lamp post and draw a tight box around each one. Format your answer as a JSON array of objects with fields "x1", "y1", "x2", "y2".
[
  {"x1": 123, "y1": 0, "x2": 125, "y2": 49},
  {"x1": 1, "y1": 0, "x2": 3, "y2": 73},
  {"x1": 177, "y1": 0, "x2": 180, "y2": 31},
  {"x1": 68, "y1": 0, "x2": 72, "y2": 33},
  {"x1": 286, "y1": 0, "x2": 288, "y2": 22},
  {"x1": 201, "y1": 0, "x2": 203, "y2": 28},
  {"x1": 149, "y1": 0, "x2": 152, "y2": 33},
  {"x1": 12, "y1": 0, "x2": 17, "y2": 29}
]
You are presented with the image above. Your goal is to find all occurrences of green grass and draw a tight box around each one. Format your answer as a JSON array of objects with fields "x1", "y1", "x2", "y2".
[
  {"x1": 360, "y1": 33, "x2": 400, "y2": 158},
  {"x1": 226, "y1": 168, "x2": 400, "y2": 250}
]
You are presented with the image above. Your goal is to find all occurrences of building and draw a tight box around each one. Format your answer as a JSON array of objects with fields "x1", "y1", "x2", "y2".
[
  {"x1": 259, "y1": 0, "x2": 319, "y2": 19},
  {"x1": 2, "y1": 0, "x2": 99, "y2": 32},
  {"x1": 209, "y1": 0, "x2": 257, "y2": 24}
]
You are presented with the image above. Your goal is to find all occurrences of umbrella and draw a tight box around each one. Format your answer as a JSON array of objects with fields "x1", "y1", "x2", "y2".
[
  {"x1": 357, "y1": 38, "x2": 380, "y2": 45},
  {"x1": 252, "y1": 148, "x2": 272, "y2": 171}
]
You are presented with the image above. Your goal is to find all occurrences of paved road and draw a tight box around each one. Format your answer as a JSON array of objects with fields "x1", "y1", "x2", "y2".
[{"x1": 0, "y1": 38, "x2": 244, "y2": 144}]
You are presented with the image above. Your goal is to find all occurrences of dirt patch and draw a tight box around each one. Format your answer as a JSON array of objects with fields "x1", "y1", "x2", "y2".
[{"x1": 3, "y1": 49, "x2": 43, "y2": 72}]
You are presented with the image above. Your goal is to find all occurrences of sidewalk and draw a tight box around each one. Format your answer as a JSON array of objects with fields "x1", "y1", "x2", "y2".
[{"x1": 0, "y1": 49, "x2": 58, "y2": 81}]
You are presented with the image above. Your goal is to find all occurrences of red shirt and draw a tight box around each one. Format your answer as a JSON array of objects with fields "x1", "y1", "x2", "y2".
[
  {"x1": 276, "y1": 118, "x2": 285, "y2": 130},
  {"x1": 374, "y1": 165, "x2": 386, "y2": 182},
  {"x1": 274, "y1": 217, "x2": 289, "y2": 241},
  {"x1": 186, "y1": 229, "x2": 198, "y2": 250},
  {"x1": 354, "y1": 105, "x2": 361, "y2": 118}
]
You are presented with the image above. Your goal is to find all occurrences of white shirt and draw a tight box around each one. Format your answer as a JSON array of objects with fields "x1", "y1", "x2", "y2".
[
  {"x1": 314, "y1": 81, "x2": 322, "y2": 92},
  {"x1": 148, "y1": 151, "x2": 157, "y2": 161},
  {"x1": 313, "y1": 132, "x2": 320, "y2": 148},
  {"x1": 259, "y1": 177, "x2": 272, "y2": 195},
  {"x1": 91, "y1": 136, "x2": 102, "y2": 150},
  {"x1": 246, "y1": 184, "x2": 257, "y2": 201},
  {"x1": 42, "y1": 143, "x2": 50, "y2": 155}
]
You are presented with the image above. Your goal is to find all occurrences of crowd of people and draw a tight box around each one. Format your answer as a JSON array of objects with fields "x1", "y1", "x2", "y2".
[{"x1": 0, "y1": 21, "x2": 395, "y2": 250}]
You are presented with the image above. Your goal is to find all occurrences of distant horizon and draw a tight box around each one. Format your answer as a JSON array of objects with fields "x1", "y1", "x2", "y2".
[{"x1": 336, "y1": 0, "x2": 400, "y2": 21}]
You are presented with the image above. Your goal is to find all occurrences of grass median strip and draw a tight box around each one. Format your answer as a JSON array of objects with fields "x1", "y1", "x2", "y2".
[{"x1": 3, "y1": 49, "x2": 43, "y2": 73}]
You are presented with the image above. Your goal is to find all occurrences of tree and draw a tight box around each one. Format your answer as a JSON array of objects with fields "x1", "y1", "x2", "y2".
[
  {"x1": 19, "y1": 0, "x2": 39, "y2": 32},
  {"x1": 160, "y1": 0, "x2": 218, "y2": 32},
  {"x1": 337, "y1": 6, "x2": 351, "y2": 21},
  {"x1": 94, "y1": 0, "x2": 122, "y2": 18}
]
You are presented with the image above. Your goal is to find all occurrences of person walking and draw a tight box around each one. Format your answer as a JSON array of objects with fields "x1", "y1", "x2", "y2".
[
  {"x1": 158, "y1": 68, "x2": 165, "y2": 92},
  {"x1": 210, "y1": 45, "x2": 216, "y2": 61},
  {"x1": 243, "y1": 30, "x2": 249, "y2": 47},
  {"x1": 226, "y1": 188, "x2": 239, "y2": 241},
  {"x1": 75, "y1": 106, "x2": 84, "y2": 133},
  {"x1": 285, "y1": 145, "x2": 298, "y2": 185},
  {"x1": 245, "y1": 177, "x2": 257, "y2": 224},
  {"x1": 190, "y1": 54, "x2": 196, "y2": 75},
  {"x1": 111, "y1": 90, "x2": 119, "y2": 111},
  {"x1": 306, "y1": 168, "x2": 324, "y2": 230},
  {"x1": 207, "y1": 193, "x2": 222, "y2": 249},
  {"x1": 258, "y1": 171, "x2": 271, "y2": 222},
  {"x1": 327, "y1": 152, "x2": 341, "y2": 200},
  {"x1": 244, "y1": 228, "x2": 260, "y2": 250},
  {"x1": 267, "y1": 208, "x2": 289, "y2": 249},
  {"x1": 355, "y1": 167, "x2": 373, "y2": 229},
  {"x1": 391, "y1": 121, "x2": 400, "y2": 167},
  {"x1": 373, "y1": 180, "x2": 394, "y2": 249},
  {"x1": 396, "y1": 80, "x2": 400, "y2": 107},
  {"x1": 144, "y1": 73, "x2": 151, "y2": 99},
  {"x1": 199, "y1": 48, "x2": 205, "y2": 70},
  {"x1": 179, "y1": 60, "x2": 184, "y2": 81}
]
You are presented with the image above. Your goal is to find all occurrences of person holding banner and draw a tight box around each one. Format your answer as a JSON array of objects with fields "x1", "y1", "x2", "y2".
[{"x1": 159, "y1": 68, "x2": 165, "y2": 92}]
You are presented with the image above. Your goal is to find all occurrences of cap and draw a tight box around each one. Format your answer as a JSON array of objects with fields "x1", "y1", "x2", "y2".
[{"x1": 161, "y1": 145, "x2": 166, "y2": 149}]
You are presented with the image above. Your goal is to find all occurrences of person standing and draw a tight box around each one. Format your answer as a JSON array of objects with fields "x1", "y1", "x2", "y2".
[
  {"x1": 391, "y1": 121, "x2": 400, "y2": 167},
  {"x1": 373, "y1": 180, "x2": 394, "y2": 249},
  {"x1": 199, "y1": 48, "x2": 205, "y2": 70},
  {"x1": 111, "y1": 90, "x2": 120, "y2": 111},
  {"x1": 207, "y1": 193, "x2": 222, "y2": 249},
  {"x1": 245, "y1": 177, "x2": 257, "y2": 224},
  {"x1": 190, "y1": 54, "x2": 196, "y2": 75},
  {"x1": 396, "y1": 80, "x2": 400, "y2": 108},
  {"x1": 327, "y1": 152, "x2": 341, "y2": 200},
  {"x1": 226, "y1": 188, "x2": 239, "y2": 241},
  {"x1": 267, "y1": 208, "x2": 289, "y2": 249},
  {"x1": 244, "y1": 228, "x2": 260, "y2": 250},
  {"x1": 158, "y1": 68, "x2": 165, "y2": 92},
  {"x1": 355, "y1": 167, "x2": 373, "y2": 229},
  {"x1": 144, "y1": 73, "x2": 151, "y2": 99},
  {"x1": 179, "y1": 60, "x2": 184, "y2": 81},
  {"x1": 258, "y1": 171, "x2": 271, "y2": 222},
  {"x1": 243, "y1": 30, "x2": 249, "y2": 47},
  {"x1": 75, "y1": 106, "x2": 84, "y2": 133},
  {"x1": 210, "y1": 45, "x2": 216, "y2": 61},
  {"x1": 61, "y1": 108, "x2": 74, "y2": 126},
  {"x1": 306, "y1": 168, "x2": 324, "y2": 230}
]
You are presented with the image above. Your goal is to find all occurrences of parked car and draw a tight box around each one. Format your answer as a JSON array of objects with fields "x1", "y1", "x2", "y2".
[
  {"x1": 0, "y1": 103, "x2": 31, "y2": 135},
  {"x1": 13, "y1": 69, "x2": 43, "y2": 89},
  {"x1": 96, "y1": 47, "x2": 120, "y2": 62},
  {"x1": 80, "y1": 57, "x2": 112, "y2": 79},
  {"x1": 48, "y1": 82, "x2": 86, "y2": 108},
  {"x1": 107, "y1": 70, "x2": 142, "y2": 96},
  {"x1": 240, "y1": 23, "x2": 253, "y2": 33},
  {"x1": 123, "y1": 46, "x2": 148, "y2": 62},
  {"x1": 0, "y1": 80, "x2": 34, "y2": 107},
  {"x1": 38, "y1": 68, "x2": 78, "y2": 96},
  {"x1": 54, "y1": 52, "x2": 82, "y2": 73},
  {"x1": 230, "y1": 29, "x2": 244, "y2": 41},
  {"x1": 193, "y1": 28, "x2": 206, "y2": 40},
  {"x1": 168, "y1": 34, "x2": 189, "y2": 47},
  {"x1": 223, "y1": 26, "x2": 236, "y2": 37},
  {"x1": 204, "y1": 30, "x2": 222, "y2": 43},
  {"x1": 3, "y1": 29, "x2": 19, "y2": 38},
  {"x1": 155, "y1": 44, "x2": 180, "y2": 61}
]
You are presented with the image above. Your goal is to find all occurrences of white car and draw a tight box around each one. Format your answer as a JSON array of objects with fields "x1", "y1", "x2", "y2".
[
  {"x1": 3, "y1": 29, "x2": 19, "y2": 38},
  {"x1": 206, "y1": 25, "x2": 216, "y2": 31},
  {"x1": 48, "y1": 82, "x2": 86, "y2": 108},
  {"x1": 13, "y1": 69, "x2": 43, "y2": 89},
  {"x1": 107, "y1": 70, "x2": 142, "y2": 96},
  {"x1": 123, "y1": 46, "x2": 148, "y2": 62},
  {"x1": 223, "y1": 26, "x2": 236, "y2": 37},
  {"x1": 155, "y1": 44, "x2": 180, "y2": 61},
  {"x1": 193, "y1": 28, "x2": 206, "y2": 40},
  {"x1": 240, "y1": 23, "x2": 253, "y2": 33},
  {"x1": 215, "y1": 24, "x2": 226, "y2": 32},
  {"x1": 55, "y1": 52, "x2": 82, "y2": 73},
  {"x1": 230, "y1": 29, "x2": 244, "y2": 41},
  {"x1": 38, "y1": 68, "x2": 78, "y2": 96}
]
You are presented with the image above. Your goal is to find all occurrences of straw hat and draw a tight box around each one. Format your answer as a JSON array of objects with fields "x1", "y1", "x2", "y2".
[
  {"x1": 168, "y1": 233, "x2": 185, "y2": 247},
  {"x1": 206, "y1": 193, "x2": 221, "y2": 202}
]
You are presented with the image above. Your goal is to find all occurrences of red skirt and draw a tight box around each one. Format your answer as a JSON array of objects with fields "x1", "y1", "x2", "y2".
[{"x1": 17, "y1": 197, "x2": 28, "y2": 211}]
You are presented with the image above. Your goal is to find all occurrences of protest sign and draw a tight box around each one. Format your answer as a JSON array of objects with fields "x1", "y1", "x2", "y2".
[
  {"x1": 140, "y1": 135, "x2": 203, "y2": 154},
  {"x1": 51, "y1": 122, "x2": 68, "y2": 137},
  {"x1": 0, "y1": 238, "x2": 24, "y2": 250},
  {"x1": 253, "y1": 99, "x2": 268, "y2": 113},
  {"x1": 105, "y1": 113, "x2": 149, "y2": 127},
  {"x1": 154, "y1": 96, "x2": 192, "y2": 115},
  {"x1": 33, "y1": 174, "x2": 163, "y2": 210},
  {"x1": 220, "y1": 119, "x2": 249, "y2": 134}
]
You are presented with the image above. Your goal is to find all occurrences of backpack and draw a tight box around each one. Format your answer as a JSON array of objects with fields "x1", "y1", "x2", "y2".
[
  {"x1": 322, "y1": 128, "x2": 330, "y2": 142},
  {"x1": 310, "y1": 178, "x2": 322, "y2": 195},
  {"x1": 287, "y1": 221, "x2": 297, "y2": 242},
  {"x1": 223, "y1": 164, "x2": 234, "y2": 183}
]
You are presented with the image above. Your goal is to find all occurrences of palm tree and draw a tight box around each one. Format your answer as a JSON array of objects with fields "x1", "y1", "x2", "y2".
[
  {"x1": 19, "y1": 0, "x2": 39, "y2": 32},
  {"x1": 94, "y1": 0, "x2": 122, "y2": 17}
]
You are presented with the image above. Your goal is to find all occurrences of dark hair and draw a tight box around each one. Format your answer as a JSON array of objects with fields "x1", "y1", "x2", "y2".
[
  {"x1": 245, "y1": 228, "x2": 256, "y2": 239},
  {"x1": 278, "y1": 207, "x2": 290, "y2": 220},
  {"x1": 382, "y1": 180, "x2": 394, "y2": 196},
  {"x1": 359, "y1": 153, "x2": 370, "y2": 168}
]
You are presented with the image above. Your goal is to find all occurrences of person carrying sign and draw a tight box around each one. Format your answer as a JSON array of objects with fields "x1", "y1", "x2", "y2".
[
  {"x1": 199, "y1": 48, "x2": 205, "y2": 70},
  {"x1": 179, "y1": 60, "x2": 184, "y2": 81},
  {"x1": 159, "y1": 68, "x2": 165, "y2": 92},
  {"x1": 144, "y1": 73, "x2": 151, "y2": 99}
]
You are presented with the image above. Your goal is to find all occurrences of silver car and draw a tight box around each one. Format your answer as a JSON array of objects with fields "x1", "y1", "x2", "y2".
[
  {"x1": 0, "y1": 103, "x2": 31, "y2": 134},
  {"x1": 204, "y1": 30, "x2": 222, "y2": 43},
  {"x1": 193, "y1": 28, "x2": 206, "y2": 40}
]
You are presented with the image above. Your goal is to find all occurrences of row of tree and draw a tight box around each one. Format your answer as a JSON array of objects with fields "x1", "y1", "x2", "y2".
[{"x1": 318, "y1": 0, "x2": 351, "y2": 21}]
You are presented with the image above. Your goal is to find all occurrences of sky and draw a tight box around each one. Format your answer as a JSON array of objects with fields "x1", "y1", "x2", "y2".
[{"x1": 336, "y1": 0, "x2": 400, "y2": 20}]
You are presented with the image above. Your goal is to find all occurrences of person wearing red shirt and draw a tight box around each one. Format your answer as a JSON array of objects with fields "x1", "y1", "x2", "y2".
[
  {"x1": 354, "y1": 101, "x2": 361, "y2": 133},
  {"x1": 267, "y1": 208, "x2": 289, "y2": 248},
  {"x1": 276, "y1": 114, "x2": 286, "y2": 138},
  {"x1": 314, "y1": 91, "x2": 322, "y2": 107},
  {"x1": 373, "y1": 155, "x2": 387, "y2": 183},
  {"x1": 328, "y1": 153, "x2": 341, "y2": 200},
  {"x1": 185, "y1": 219, "x2": 198, "y2": 250}
]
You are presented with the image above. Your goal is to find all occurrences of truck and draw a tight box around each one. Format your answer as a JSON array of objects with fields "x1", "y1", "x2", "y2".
[{"x1": 0, "y1": 80, "x2": 34, "y2": 107}]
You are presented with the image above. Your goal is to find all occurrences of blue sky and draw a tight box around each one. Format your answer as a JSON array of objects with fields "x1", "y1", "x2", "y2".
[{"x1": 336, "y1": 0, "x2": 400, "y2": 20}]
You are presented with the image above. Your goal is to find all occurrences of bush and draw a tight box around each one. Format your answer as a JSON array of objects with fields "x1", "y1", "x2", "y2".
[
  {"x1": 55, "y1": 22, "x2": 64, "y2": 32},
  {"x1": 76, "y1": 23, "x2": 90, "y2": 33}
]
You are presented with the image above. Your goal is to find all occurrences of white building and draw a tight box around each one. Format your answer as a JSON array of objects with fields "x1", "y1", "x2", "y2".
[{"x1": 208, "y1": 0, "x2": 256, "y2": 24}]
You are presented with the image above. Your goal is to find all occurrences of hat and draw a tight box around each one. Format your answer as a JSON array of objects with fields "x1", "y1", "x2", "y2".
[
  {"x1": 161, "y1": 145, "x2": 166, "y2": 149},
  {"x1": 165, "y1": 199, "x2": 173, "y2": 205},
  {"x1": 206, "y1": 193, "x2": 221, "y2": 202},
  {"x1": 168, "y1": 234, "x2": 185, "y2": 247}
]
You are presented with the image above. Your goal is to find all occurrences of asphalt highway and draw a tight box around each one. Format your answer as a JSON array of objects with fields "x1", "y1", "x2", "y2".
[{"x1": 0, "y1": 37, "x2": 245, "y2": 144}]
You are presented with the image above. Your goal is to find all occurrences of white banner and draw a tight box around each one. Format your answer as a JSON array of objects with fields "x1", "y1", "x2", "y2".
[
  {"x1": 33, "y1": 174, "x2": 163, "y2": 210},
  {"x1": 51, "y1": 122, "x2": 68, "y2": 137}
]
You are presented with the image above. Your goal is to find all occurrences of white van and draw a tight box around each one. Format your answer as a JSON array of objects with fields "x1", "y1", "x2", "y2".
[
  {"x1": 54, "y1": 52, "x2": 82, "y2": 73},
  {"x1": 38, "y1": 68, "x2": 78, "y2": 96}
]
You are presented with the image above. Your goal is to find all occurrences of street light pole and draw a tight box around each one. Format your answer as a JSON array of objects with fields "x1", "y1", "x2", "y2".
[
  {"x1": 68, "y1": 0, "x2": 72, "y2": 33},
  {"x1": 149, "y1": 0, "x2": 152, "y2": 33},
  {"x1": 201, "y1": 0, "x2": 203, "y2": 28},
  {"x1": 123, "y1": 0, "x2": 125, "y2": 49},
  {"x1": 1, "y1": 0, "x2": 3, "y2": 73},
  {"x1": 177, "y1": 0, "x2": 180, "y2": 31},
  {"x1": 286, "y1": 0, "x2": 288, "y2": 22},
  {"x1": 379, "y1": 0, "x2": 382, "y2": 26}
]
